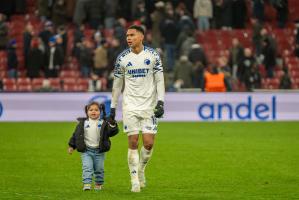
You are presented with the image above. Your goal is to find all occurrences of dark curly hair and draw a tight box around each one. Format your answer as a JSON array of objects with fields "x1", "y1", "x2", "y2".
[{"x1": 85, "y1": 101, "x2": 106, "y2": 119}]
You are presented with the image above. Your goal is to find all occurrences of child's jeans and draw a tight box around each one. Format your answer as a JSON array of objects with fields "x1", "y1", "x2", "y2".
[{"x1": 81, "y1": 147, "x2": 105, "y2": 185}]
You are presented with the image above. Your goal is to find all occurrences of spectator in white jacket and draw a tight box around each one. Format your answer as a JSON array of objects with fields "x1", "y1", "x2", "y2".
[{"x1": 193, "y1": 0, "x2": 213, "y2": 31}]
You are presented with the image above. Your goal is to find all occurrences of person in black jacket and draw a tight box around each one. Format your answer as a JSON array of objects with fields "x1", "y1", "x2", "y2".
[{"x1": 68, "y1": 102, "x2": 119, "y2": 191}]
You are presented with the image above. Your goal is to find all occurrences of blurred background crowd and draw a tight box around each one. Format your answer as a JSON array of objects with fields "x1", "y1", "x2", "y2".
[{"x1": 0, "y1": 0, "x2": 298, "y2": 92}]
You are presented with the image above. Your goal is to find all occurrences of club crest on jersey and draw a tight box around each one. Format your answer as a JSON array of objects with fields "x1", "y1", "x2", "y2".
[{"x1": 144, "y1": 58, "x2": 150, "y2": 65}]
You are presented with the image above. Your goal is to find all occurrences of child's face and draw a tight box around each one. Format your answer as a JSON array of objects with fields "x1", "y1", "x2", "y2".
[{"x1": 87, "y1": 105, "x2": 101, "y2": 120}]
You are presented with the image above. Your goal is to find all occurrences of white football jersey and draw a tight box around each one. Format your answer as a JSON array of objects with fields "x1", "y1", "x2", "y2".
[{"x1": 113, "y1": 46, "x2": 163, "y2": 112}]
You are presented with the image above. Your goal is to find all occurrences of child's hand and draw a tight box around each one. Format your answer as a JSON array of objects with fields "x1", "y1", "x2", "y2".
[{"x1": 68, "y1": 147, "x2": 74, "y2": 155}]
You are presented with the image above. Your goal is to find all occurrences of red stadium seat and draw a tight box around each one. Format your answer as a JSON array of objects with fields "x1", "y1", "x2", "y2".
[
  {"x1": 48, "y1": 78, "x2": 62, "y2": 91},
  {"x1": 32, "y1": 78, "x2": 44, "y2": 91},
  {"x1": 63, "y1": 83, "x2": 79, "y2": 92}
]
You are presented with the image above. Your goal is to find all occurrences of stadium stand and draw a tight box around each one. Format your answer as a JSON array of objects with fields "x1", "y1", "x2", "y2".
[{"x1": 0, "y1": 0, "x2": 298, "y2": 92}]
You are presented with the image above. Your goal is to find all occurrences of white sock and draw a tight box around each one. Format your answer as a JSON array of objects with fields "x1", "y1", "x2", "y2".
[
  {"x1": 139, "y1": 146, "x2": 153, "y2": 173},
  {"x1": 128, "y1": 149, "x2": 139, "y2": 185}
]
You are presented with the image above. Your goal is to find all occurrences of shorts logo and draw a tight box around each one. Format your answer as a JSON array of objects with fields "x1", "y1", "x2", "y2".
[
  {"x1": 145, "y1": 126, "x2": 152, "y2": 130},
  {"x1": 124, "y1": 125, "x2": 128, "y2": 130},
  {"x1": 144, "y1": 59, "x2": 150, "y2": 65}
]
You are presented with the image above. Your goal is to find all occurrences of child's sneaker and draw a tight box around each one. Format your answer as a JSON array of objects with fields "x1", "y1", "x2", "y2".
[
  {"x1": 83, "y1": 184, "x2": 91, "y2": 191},
  {"x1": 94, "y1": 184, "x2": 102, "y2": 191}
]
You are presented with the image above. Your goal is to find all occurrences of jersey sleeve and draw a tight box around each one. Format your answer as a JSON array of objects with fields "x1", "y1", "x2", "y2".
[
  {"x1": 111, "y1": 57, "x2": 124, "y2": 109},
  {"x1": 153, "y1": 50, "x2": 165, "y2": 102},
  {"x1": 153, "y1": 51, "x2": 163, "y2": 73}
]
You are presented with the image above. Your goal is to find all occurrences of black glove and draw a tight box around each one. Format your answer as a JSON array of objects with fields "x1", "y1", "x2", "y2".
[
  {"x1": 109, "y1": 108, "x2": 116, "y2": 124},
  {"x1": 154, "y1": 101, "x2": 164, "y2": 118}
]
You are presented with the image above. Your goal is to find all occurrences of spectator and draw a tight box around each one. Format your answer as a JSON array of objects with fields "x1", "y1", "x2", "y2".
[
  {"x1": 0, "y1": 13, "x2": 8, "y2": 50},
  {"x1": 160, "y1": 9, "x2": 179, "y2": 72},
  {"x1": 221, "y1": 0, "x2": 233, "y2": 30},
  {"x1": 239, "y1": 48, "x2": 256, "y2": 83},
  {"x1": 0, "y1": 1, "x2": 14, "y2": 17},
  {"x1": 180, "y1": 30, "x2": 196, "y2": 57},
  {"x1": 173, "y1": 55, "x2": 194, "y2": 89},
  {"x1": 193, "y1": 60, "x2": 206, "y2": 89},
  {"x1": 213, "y1": 0, "x2": 224, "y2": 29},
  {"x1": 38, "y1": 0, "x2": 51, "y2": 21},
  {"x1": 27, "y1": 39, "x2": 44, "y2": 79},
  {"x1": 52, "y1": 0, "x2": 67, "y2": 26},
  {"x1": 251, "y1": 18, "x2": 263, "y2": 56},
  {"x1": 15, "y1": 0, "x2": 27, "y2": 14},
  {"x1": 272, "y1": 0, "x2": 288, "y2": 28},
  {"x1": 228, "y1": 38, "x2": 244, "y2": 79},
  {"x1": 86, "y1": 0, "x2": 105, "y2": 29},
  {"x1": 54, "y1": 34, "x2": 66, "y2": 60},
  {"x1": 151, "y1": 1, "x2": 166, "y2": 48},
  {"x1": 188, "y1": 43, "x2": 207, "y2": 68},
  {"x1": 262, "y1": 38, "x2": 276, "y2": 78},
  {"x1": 94, "y1": 28, "x2": 103, "y2": 47},
  {"x1": 72, "y1": 24, "x2": 84, "y2": 59},
  {"x1": 93, "y1": 39, "x2": 109, "y2": 78},
  {"x1": 23, "y1": 23, "x2": 34, "y2": 67},
  {"x1": 232, "y1": 0, "x2": 247, "y2": 29},
  {"x1": 73, "y1": 0, "x2": 90, "y2": 26},
  {"x1": 113, "y1": 18, "x2": 127, "y2": 49},
  {"x1": 44, "y1": 37, "x2": 64, "y2": 78},
  {"x1": 279, "y1": 68, "x2": 292, "y2": 89},
  {"x1": 218, "y1": 56, "x2": 232, "y2": 91},
  {"x1": 7, "y1": 39, "x2": 18, "y2": 78},
  {"x1": 133, "y1": 0, "x2": 147, "y2": 24},
  {"x1": 203, "y1": 66, "x2": 228, "y2": 92},
  {"x1": 57, "y1": 25, "x2": 68, "y2": 57},
  {"x1": 39, "y1": 21, "x2": 55, "y2": 50},
  {"x1": 104, "y1": 0, "x2": 119, "y2": 29},
  {"x1": 177, "y1": 8, "x2": 195, "y2": 32},
  {"x1": 193, "y1": 0, "x2": 213, "y2": 31},
  {"x1": 245, "y1": 64, "x2": 261, "y2": 91},
  {"x1": 79, "y1": 39, "x2": 94, "y2": 78},
  {"x1": 253, "y1": 0, "x2": 265, "y2": 23}
]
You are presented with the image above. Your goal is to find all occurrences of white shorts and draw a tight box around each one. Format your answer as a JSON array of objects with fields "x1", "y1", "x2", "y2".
[{"x1": 122, "y1": 110, "x2": 158, "y2": 135}]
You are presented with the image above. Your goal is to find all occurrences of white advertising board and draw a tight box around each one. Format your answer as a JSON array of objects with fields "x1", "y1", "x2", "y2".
[{"x1": 0, "y1": 92, "x2": 299, "y2": 122}]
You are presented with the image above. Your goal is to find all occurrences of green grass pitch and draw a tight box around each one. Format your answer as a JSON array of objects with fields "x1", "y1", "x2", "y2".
[{"x1": 0, "y1": 122, "x2": 299, "y2": 200}]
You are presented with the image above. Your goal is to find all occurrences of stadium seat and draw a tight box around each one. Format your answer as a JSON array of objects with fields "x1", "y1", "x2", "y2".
[
  {"x1": 17, "y1": 78, "x2": 31, "y2": 85},
  {"x1": 63, "y1": 83, "x2": 79, "y2": 92},
  {"x1": 17, "y1": 83, "x2": 32, "y2": 92},
  {"x1": 32, "y1": 78, "x2": 44, "y2": 91},
  {"x1": 59, "y1": 70, "x2": 81, "y2": 78},
  {"x1": 48, "y1": 78, "x2": 62, "y2": 91},
  {"x1": 77, "y1": 78, "x2": 89, "y2": 91}
]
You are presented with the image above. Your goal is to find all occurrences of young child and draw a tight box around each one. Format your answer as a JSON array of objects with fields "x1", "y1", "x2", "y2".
[{"x1": 68, "y1": 101, "x2": 119, "y2": 191}]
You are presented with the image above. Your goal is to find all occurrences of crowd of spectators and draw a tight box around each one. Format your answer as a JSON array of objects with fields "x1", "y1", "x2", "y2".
[{"x1": 0, "y1": 0, "x2": 297, "y2": 92}]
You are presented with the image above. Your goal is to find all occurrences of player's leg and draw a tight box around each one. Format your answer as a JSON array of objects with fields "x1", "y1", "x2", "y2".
[
  {"x1": 124, "y1": 111, "x2": 141, "y2": 192},
  {"x1": 128, "y1": 134, "x2": 140, "y2": 192},
  {"x1": 139, "y1": 113, "x2": 157, "y2": 188},
  {"x1": 139, "y1": 133, "x2": 155, "y2": 188}
]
